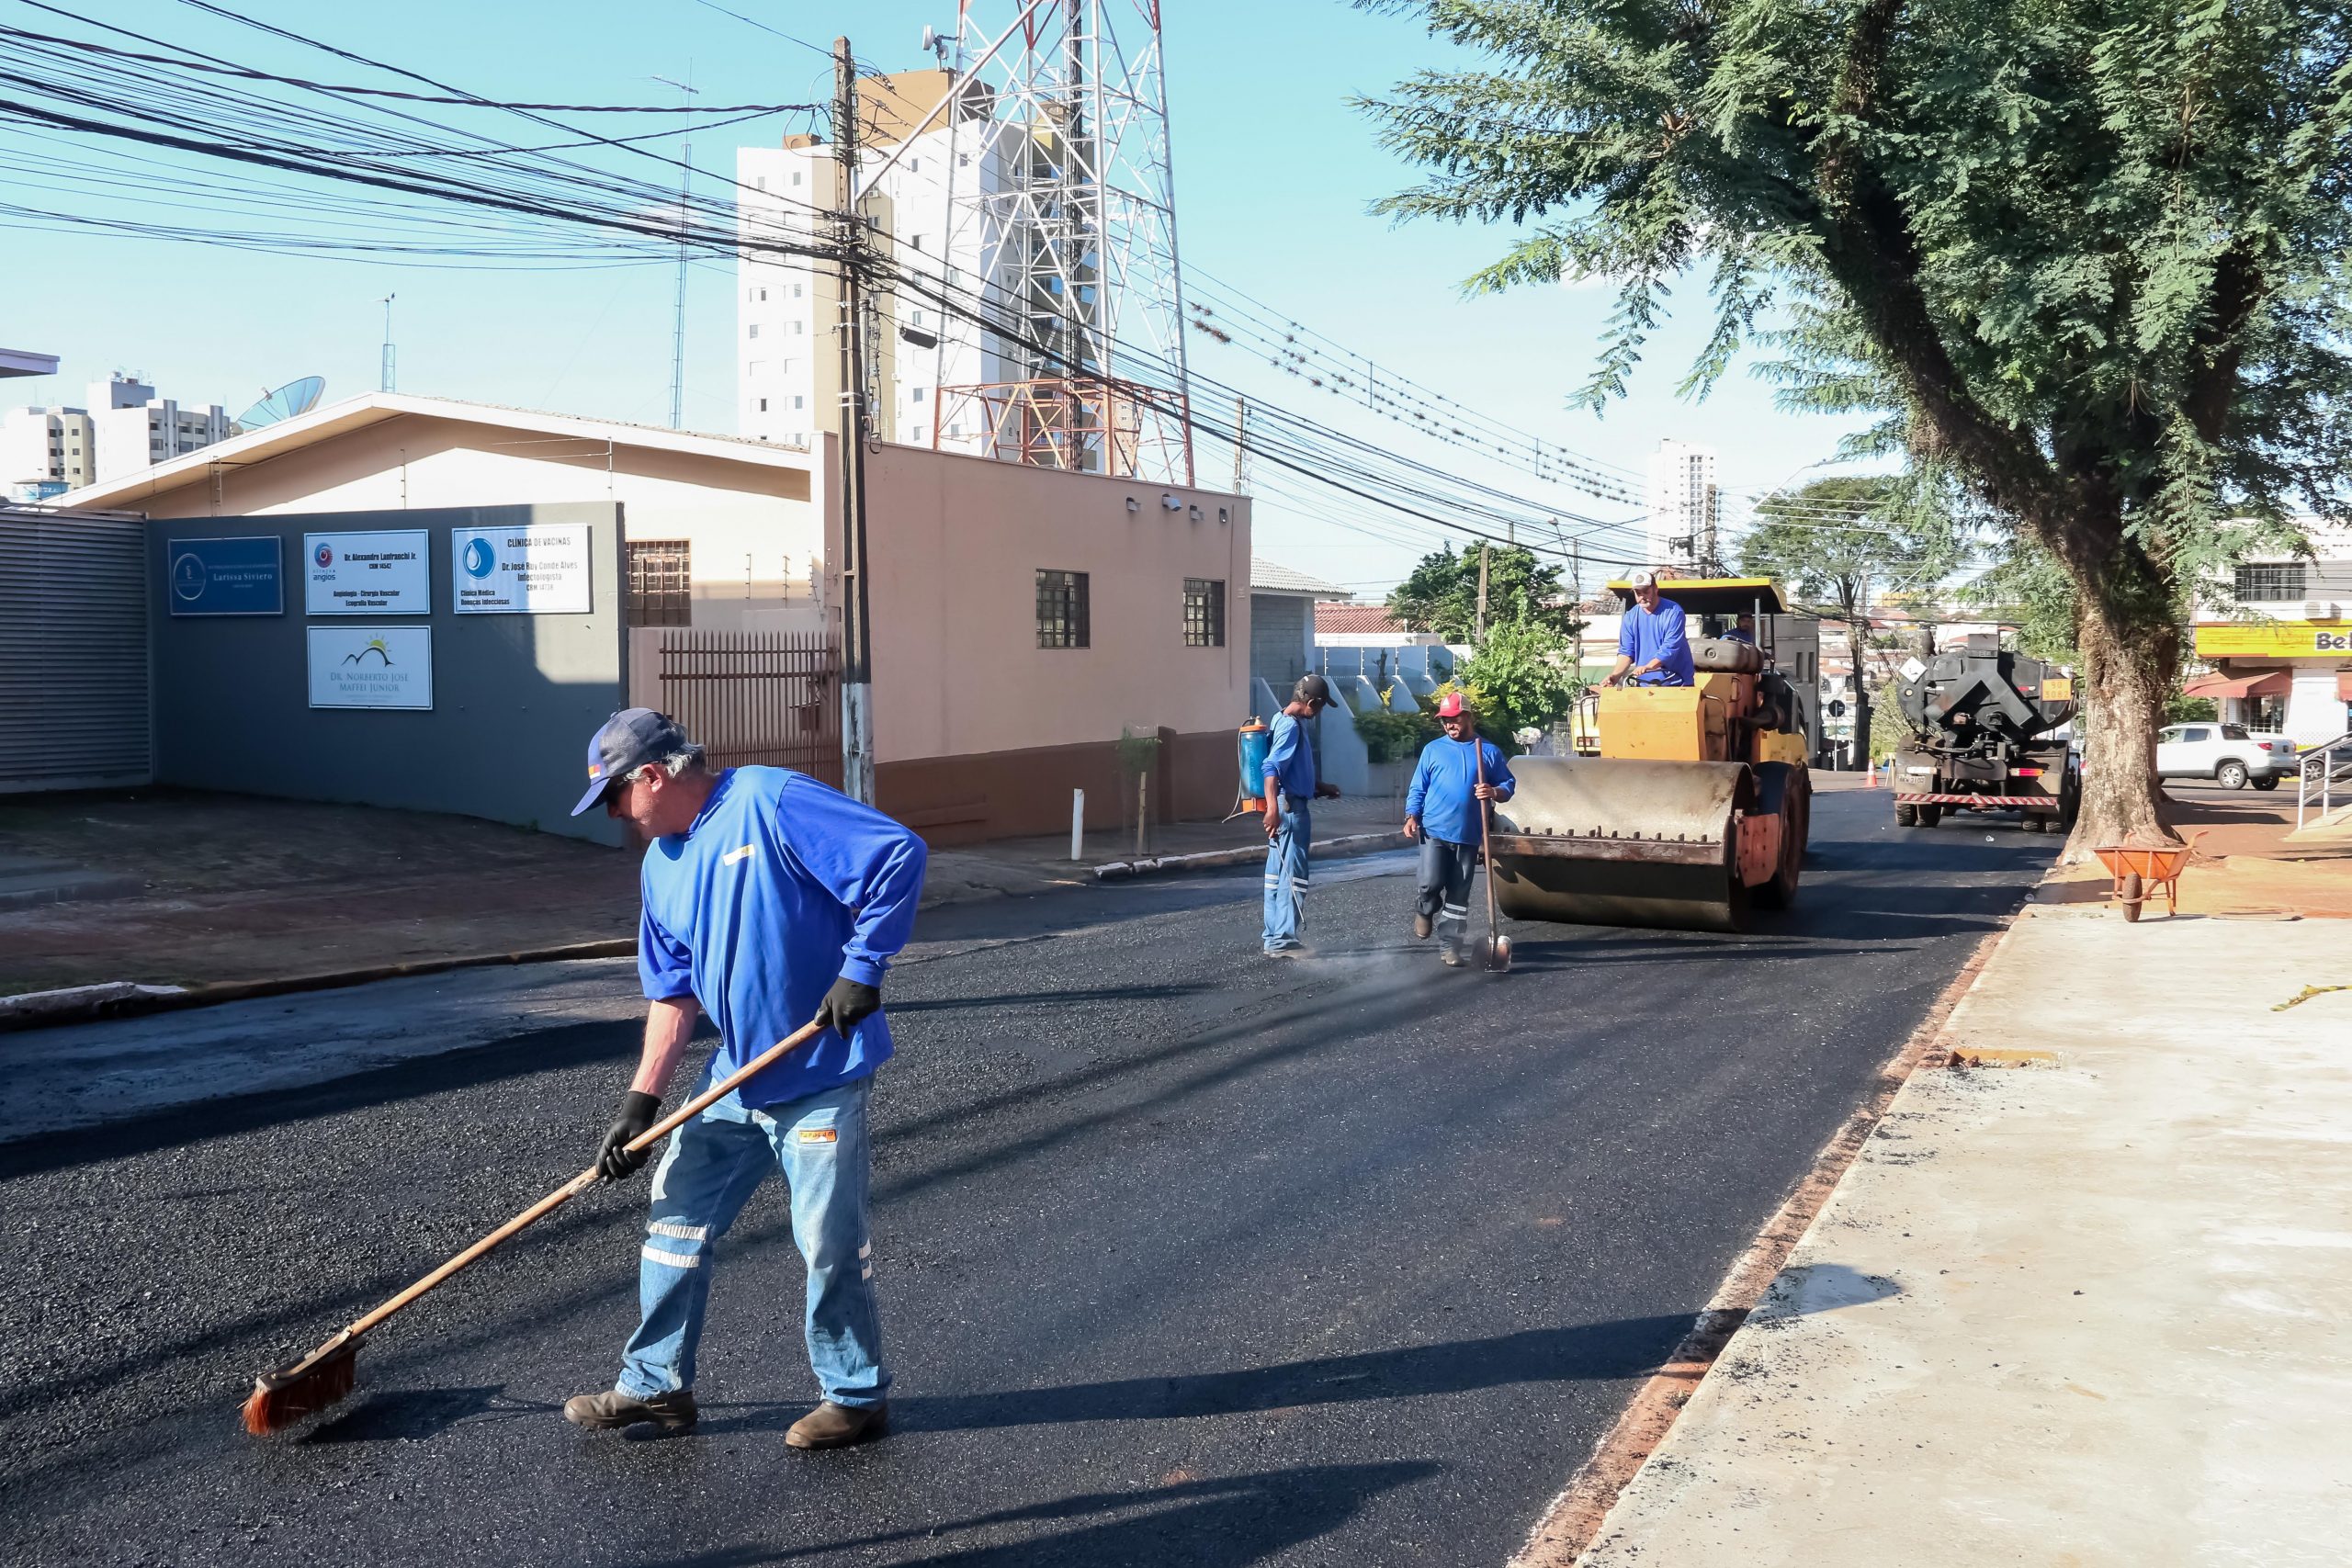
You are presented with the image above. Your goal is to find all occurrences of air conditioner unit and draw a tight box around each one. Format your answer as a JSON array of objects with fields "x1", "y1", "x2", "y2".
[{"x1": 2302, "y1": 601, "x2": 2339, "y2": 621}]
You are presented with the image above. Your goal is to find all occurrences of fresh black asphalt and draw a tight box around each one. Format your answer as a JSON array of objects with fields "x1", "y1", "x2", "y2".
[{"x1": 0, "y1": 790, "x2": 2053, "y2": 1566}]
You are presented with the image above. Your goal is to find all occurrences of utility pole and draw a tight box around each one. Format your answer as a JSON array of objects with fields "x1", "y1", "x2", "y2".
[
  {"x1": 834, "y1": 38, "x2": 876, "y2": 806},
  {"x1": 1231, "y1": 395, "x2": 1247, "y2": 492},
  {"x1": 650, "y1": 71, "x2": 698, "y2": 430},
  {"x1": 379, "y1": 294, "x2": 396, "y2": 392},
  {"x1": 1476, "y1": 542, "x2": 1490, "y2": 643}
]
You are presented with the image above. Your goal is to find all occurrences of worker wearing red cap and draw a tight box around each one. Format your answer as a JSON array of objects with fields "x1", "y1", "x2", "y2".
[{"x1": 1402, "y1": 693, "x2": 1515, "y2": 965}]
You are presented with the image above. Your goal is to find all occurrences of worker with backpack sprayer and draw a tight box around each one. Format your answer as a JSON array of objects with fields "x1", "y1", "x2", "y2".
[{"x1": 1402, "y1": 693, "x2": 1515, "y2": 967}]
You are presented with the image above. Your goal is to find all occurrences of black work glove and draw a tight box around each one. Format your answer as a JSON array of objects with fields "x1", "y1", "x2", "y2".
[
  {"x1": 597, "y1": 1089, "x2": 662, "y2": 1181},
  {"x1": 813, "y1": 976, "x2": 881, "y2": 1035}
]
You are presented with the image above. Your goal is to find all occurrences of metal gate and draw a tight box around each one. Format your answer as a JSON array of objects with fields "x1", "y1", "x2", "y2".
[
  {"x1": 0, "y1": 508, "x2": 151, "y2": 792},
  {"x1": 656, "y1": 630, "x2": 841, "y2": 788}
]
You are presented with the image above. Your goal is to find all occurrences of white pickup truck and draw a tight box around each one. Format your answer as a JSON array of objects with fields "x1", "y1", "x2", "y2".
[{"x1": 2154, "y1": 722, "x2": 2298, "y2": 790}]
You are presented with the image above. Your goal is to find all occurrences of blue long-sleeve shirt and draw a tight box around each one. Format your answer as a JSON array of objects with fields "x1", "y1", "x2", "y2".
[
  {"x1": 638, "y1": 766, "x2": 927, "y2": 1110},
  {"x1": 1618, "y1": 598, "x2": 1695, "y2": 685},
  {"x1": 1262, "y1": 711, "x2": 1317, "y2": 802},
  {"x1": 1405, "y1": 735, "x2": 1516, "y2": 845}
]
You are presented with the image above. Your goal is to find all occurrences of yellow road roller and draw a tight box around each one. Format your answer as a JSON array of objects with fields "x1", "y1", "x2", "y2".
[{"x1": 1487, "y1": 578, "x2": 1814, "y2": 932}]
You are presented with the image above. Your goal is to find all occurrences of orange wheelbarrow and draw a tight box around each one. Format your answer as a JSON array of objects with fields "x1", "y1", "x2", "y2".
[{"x1": 2092, "y1": 843, "x2": 2189, "y2": 921}]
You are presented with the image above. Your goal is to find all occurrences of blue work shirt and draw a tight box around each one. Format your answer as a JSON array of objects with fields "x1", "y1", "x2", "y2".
[
  {"x1": 1262, "y1": 711, "x2": 1317, "y2": 802},
  {"x1": 638, "y1": 766, "x2": 928, "y2": 1111},
  {"x1": 1618, "y1": 598, "x2": 1695, "y2": 686},
  {"x1": 1405, "y1": 735, "x2": 1517, "y2": 845}
]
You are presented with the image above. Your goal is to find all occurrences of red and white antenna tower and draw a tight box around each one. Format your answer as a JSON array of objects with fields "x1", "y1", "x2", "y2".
[{"x1": 933, "y1": 0, "x2": 1194, "y2": 484}]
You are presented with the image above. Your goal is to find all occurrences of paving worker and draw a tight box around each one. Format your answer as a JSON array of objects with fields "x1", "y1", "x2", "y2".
[
  {"x1": 1403, "y1": 693, "x2": 1515, "y2": 965},
  {"x1": 560, "y1": 708, "x2": 925, "y2": 1450},
  {"x1": 1261, "y1": 673, "x2": 1341, "y2": 956},
  {"x1": 1608, "y1": 569, "x2": 1696, "y2": 687},
  {"x1": 1721, "y1": 613, "x2": 1758, "y2": 647}
]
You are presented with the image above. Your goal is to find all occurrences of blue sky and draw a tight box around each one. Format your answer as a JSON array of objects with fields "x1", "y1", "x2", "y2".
[{"x1": 1, "y1": 0, "x2": 1871, "y2": 593}]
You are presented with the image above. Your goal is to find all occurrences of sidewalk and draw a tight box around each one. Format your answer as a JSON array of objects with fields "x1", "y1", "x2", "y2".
[
  {"x1": 0, "y1": 787, "x2": 1404, "y2": 1003},
  {"x1": 1555, "y1": 792, "x2": 2352, "y2": 1566}
]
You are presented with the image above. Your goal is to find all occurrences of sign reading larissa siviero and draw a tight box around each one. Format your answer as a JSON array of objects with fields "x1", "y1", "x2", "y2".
[
  {"x1": 307, "y1": 626, "x2": 433, "y2": 710},
  {"x1": 451, "y1": 523, "x2": 592, "y2": 614},
  {"x1": 304, "y1": 529, "x2": 430, "y2": 615}
]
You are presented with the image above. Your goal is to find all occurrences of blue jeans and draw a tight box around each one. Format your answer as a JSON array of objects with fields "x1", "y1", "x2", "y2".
[
  {"x1": 1262, "y1": 802, "x2": 1310, "y2": 952},
  {"x1": 616, "y1": 1075, "x2": 889, "y2": 1407}
]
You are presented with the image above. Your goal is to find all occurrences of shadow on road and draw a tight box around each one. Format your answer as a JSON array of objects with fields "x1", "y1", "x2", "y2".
[
  {"x1": 696, "y1": 1314, "x2": 1693, "y2": 1438},
  {"x1": 640, "y1": 1461, "x2": 1441, "y2": 1567},
  {"x1": 0, "y1": 1018, "x2": 646, "y2": 1181}
]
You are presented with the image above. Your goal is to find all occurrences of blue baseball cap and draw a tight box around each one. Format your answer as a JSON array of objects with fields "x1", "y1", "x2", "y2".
[{"x1": 571, "y1": 707, "x2": 695, "y2": 816}]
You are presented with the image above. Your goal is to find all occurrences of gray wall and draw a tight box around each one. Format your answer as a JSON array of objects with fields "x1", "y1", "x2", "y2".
[
  {"x1": 1250, "y1": 593, "x2": 1312, "y2": 697},
  {"x1": 149, "y1": 502, "x2": 627, "y2": 843}
]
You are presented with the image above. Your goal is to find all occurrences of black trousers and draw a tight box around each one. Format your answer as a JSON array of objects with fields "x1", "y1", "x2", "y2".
[{"x1": 1416, "y1": 837, "x2": 1479, "y2": 952}]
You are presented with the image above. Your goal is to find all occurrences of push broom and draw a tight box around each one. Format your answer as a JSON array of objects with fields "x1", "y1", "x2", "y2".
[{"x1": 243, "y1": 1019, "x2": 827, "y2": 1436}]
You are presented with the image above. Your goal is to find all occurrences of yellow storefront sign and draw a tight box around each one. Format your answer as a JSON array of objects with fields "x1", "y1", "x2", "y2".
[{"x1": 2193, "y1": 620, "x2": 2352, "y2": 658}]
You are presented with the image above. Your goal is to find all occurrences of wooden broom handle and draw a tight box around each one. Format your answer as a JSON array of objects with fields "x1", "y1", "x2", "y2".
[{"x1": 343, "y1": 1019, "x2": 830, "y2": 1339}]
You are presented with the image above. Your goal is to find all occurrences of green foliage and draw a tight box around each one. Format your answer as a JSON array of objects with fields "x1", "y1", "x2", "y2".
[
  {"x1": 2165, "y1": 694, "x2": 2219, "y2": 724},
  {"x1": 1963, "y1": 537, "x2": 2082, "y2": 667},
  {"x1": 1457, "y1": 618, "x2": 1578, "y2": 748},
  {"x1": 1386, "y1": 544, "x2": 1584, "y2": 642},
  {"x1": 1353, "y1": 705, "x2": 1440, "y2": 764},
  {"x1": 1739, "y1": 475, "x2": 1966, "y2": 619},
  {"x1": 1361, "y1": 0, "x2": 2352, "y2": 829}
]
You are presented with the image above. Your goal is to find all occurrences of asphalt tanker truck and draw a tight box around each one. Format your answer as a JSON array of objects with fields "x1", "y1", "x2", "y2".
[
  {"x1": 1485, "y1": 578, "x2": 1815, "y2": 933},
  {"x1": 1891, "y1": 633, "x2": 2079, "y2": 834}
]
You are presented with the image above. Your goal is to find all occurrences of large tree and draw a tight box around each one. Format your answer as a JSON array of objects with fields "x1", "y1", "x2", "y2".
[
  {"x1": 1362, "y1": 0, "x2": 2349, "y2": 848},
  {"x1": 1739, "y1": 474, "x2": 1962, "y2": 765},
  {"x1": 1388, "y1": 543, "x2": 1582, "y2": 642}
]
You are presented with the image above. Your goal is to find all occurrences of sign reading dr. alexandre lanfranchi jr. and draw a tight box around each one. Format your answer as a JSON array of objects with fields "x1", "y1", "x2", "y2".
[
  {"x1": 450, "y1": 523, "x2": 592, "y2": 615},
  {"x1": 304, "y1": 529, "x2": 430, "y2": 615}
]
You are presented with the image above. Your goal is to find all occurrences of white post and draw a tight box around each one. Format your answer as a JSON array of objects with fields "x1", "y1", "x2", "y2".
[{"x1": 1070, "y1": 788, "x2": 1085, "y2": 862}]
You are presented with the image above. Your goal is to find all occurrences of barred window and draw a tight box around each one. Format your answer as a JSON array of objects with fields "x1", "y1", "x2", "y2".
[
  {"x1": 1182, "y1": 578, "x2": 1226, "y2": 647},
  {"x1": 2235, "y1": 561, "x2": 2306, "y2": 601},
  {"x1": 1036, "y1": 569, "x2": 1090, "y2": 649},
  {"x1": 627, "y1": 539, "x2": 692, "y2": 627}
]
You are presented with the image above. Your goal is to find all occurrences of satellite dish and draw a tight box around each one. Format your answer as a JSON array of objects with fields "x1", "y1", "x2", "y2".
[{"x1": 235, "y1": 376, "x2": 325, "y2": 430}]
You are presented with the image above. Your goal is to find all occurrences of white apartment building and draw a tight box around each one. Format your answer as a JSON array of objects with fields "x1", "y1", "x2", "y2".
[
  {"x1": 1644, "y1": 438, "x2": 1718, "y2": 570},
  {"x1": 1, "y1": 406, "x2": 96, "y2": 497},
  {"x1": 735, "y1": 70, "x2": 1010, "y2": 456},
  {"x1": 88, "y1": 375, "x2": 231, "y2": 484},
  {"x1": 3, "y1": 375, "x2": 230, "y2": 497}
]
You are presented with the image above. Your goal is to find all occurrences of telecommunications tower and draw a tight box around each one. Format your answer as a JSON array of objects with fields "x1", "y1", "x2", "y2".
[{"x1": 933, "y1": 0, "x2": 1193, "y2": 484}]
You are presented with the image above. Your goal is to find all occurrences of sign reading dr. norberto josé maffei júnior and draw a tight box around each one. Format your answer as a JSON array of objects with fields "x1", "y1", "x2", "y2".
[
  {"x1": 303, "y1": 529, "x2": 430, "y2": 615},
  {"x1": 450, "y1": 523, "x2": 592, "y2": 614},
  {"x1": 306, "y1": 626, "x2": 433, "y2": 710},
  {"x1": 167, "y1": 536, "x2": 283, "y2": 616}
]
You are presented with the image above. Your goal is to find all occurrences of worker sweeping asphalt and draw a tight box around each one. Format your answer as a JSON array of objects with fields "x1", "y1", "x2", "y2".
[
  {"x1": 566, "y1": 707, "x2": 926, "y2": 1449},
  {"x1": 1402, "y1": 693, "x2": 1514, "y2": 967}
]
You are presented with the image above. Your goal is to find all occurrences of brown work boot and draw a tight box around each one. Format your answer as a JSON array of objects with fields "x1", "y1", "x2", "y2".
[
  {"x1": 786, "y1": 1400, "x2": 888, "y2": 1450},
  {"x1": 563, "y1": 1386, "x2": 698, "y2": 1432},
  {"x1": 1412, "y1": 912, "x2": 1433, "y2": 940}
]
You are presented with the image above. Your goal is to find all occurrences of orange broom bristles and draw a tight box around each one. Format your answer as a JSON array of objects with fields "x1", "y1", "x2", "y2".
[{"x1": 243, "y1": 1332, "x2": 360, "y2": 1436}]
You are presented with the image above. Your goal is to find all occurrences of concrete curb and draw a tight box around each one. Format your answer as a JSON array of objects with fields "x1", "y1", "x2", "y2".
[
  {"x1": 1508, "y1": 906, "x2": 2028, "y2": 1568},
  {"x1": 0, "y1": 940, "x2": 635, "y2": 1035},
  {"x1": 1092, "y1": 831, "x2": 1398, "y2": 880}
]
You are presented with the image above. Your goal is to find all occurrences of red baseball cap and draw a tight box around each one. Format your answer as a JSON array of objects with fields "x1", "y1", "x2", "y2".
[{"x1": 1436, "y1": 693, "x2": 1467, "y2": 718}]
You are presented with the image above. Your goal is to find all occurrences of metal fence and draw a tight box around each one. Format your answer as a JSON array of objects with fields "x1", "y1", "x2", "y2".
[{"x1": 655, "y1": 630, "x2": 841, "y2": 788}]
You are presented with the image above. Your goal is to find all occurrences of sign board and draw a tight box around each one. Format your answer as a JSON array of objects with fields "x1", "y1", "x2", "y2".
[
  {"x1": 304, "y1": 530, "x2": 430, "y2": 615},
  {"x1": 451, "y1": 523, "x2": 593, "y2": 614},
  {"x1": 1898, "y1": 656, "x2": 1928, "y2": 683},
  {"x1": 2192, "y1": 620, "x2": 2352, "y2": 659},
  {"x1": 2041, "y1": 677, "x2": 2075, "y2": 701},
  {"x1": 167, "y1": 536, "x2": 283, "y2": 616},
  {"x1": 306, "y1": 626, "x2": 433, "y2": 710}
]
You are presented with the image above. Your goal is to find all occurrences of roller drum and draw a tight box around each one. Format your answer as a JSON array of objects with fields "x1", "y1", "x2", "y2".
[{"x1": 1487, "y1": 758, "x2": 1753, "y2": 932}]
